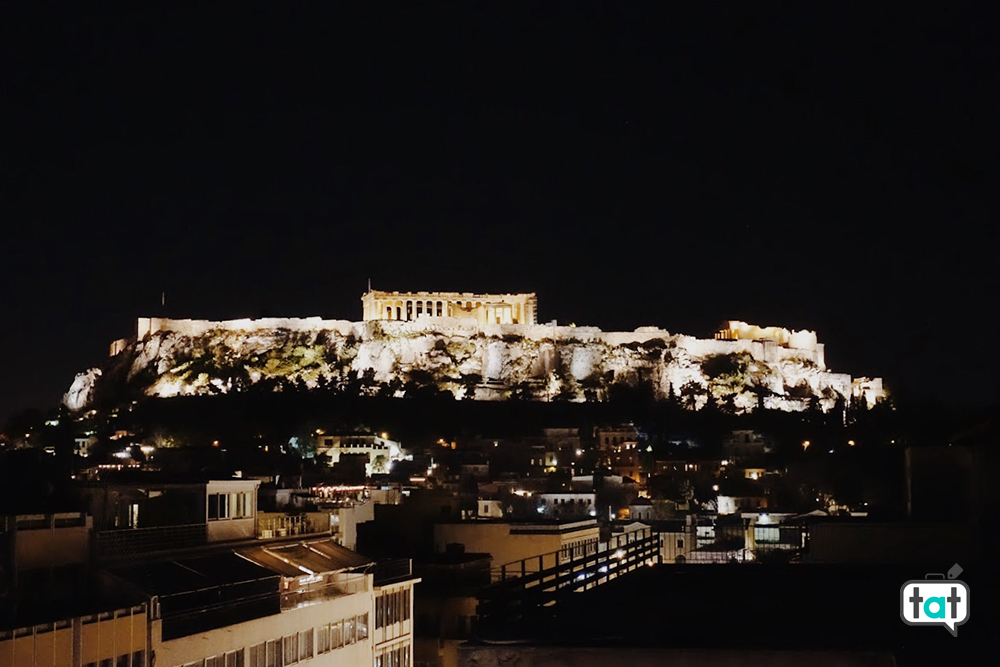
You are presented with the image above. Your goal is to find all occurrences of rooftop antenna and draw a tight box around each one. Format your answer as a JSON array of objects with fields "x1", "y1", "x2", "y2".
[
  {"x1": 161, "y1": 291, "x2": 165, "y2": 307},
  {"x1": 367, "y1": 277, "x2": 372, "y2": 292}
]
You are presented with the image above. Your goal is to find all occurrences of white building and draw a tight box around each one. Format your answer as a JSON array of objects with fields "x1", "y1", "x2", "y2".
[
  {"x1": 112, "y1": 537, "x2": 419, "y2": 667},
  {"x1": 316, "y1": 434, "x2": 402, "y2": 476}
]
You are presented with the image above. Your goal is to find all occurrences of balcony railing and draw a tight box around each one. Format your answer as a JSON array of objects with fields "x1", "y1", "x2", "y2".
[
  {"x1": 257, "y1": 513, "x2": 329, "y2": 539},
  {"x1": 95, "y1": 523, "x2": 207, "y2": 560},
  {"x1": 280, "y1": 572, "x2": 369, "y2": 610},
  {"x1": 373, "y1": 558, "x2": 413, "y2": 585}
]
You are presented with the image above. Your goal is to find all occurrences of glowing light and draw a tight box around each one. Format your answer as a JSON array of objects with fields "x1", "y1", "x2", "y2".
[
  {"x1": 802, "y1": 440, "x2": 811, "y2": 451},
  {"x1": 613, "y1": 549, "x2": 625, "y2": 559},
  {"x1": 712, "y1": 484, "x2": 719, "y2": 491},
  {"x1": 848, "y1": 440, "x2": 855, "y2": 446},
  {"x1": 576, "y1": 449, "x2": 583, "y2": 456},
  {"x1": 140, "y1": 445, "x2": 154, "y2": 454},
  {"x1": 721, "y1": 460, "x2": 729, "y2": 466},
  {"x1": 381, "y1": 433, "x2": 389, "y2": 439}
]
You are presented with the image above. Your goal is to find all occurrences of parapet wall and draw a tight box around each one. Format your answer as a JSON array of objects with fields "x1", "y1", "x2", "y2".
[{"x1": 137, "y1": 316, "x2": 360, "y2": 340}]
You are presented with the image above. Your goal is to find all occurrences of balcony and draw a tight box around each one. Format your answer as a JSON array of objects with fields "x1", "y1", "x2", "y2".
[
  {"x1": 96, "y1": 523, "x2": 207, "y2": 560},
  {"x1": 373, "y1": 559, "x2": 414, "y2": 586}
]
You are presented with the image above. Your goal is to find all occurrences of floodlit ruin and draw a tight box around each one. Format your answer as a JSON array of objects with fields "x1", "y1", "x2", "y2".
[
  {"x1": 66, "y1": 291, "x2": 885, "y2": 414},
  {"x1": 362, "y1": 290, "x2": 537, "y2": 325}
]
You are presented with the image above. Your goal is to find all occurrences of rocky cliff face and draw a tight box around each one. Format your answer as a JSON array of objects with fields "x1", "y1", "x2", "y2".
[{"x1": 65, "y1": 318, "x2": 879, "y2": 414}]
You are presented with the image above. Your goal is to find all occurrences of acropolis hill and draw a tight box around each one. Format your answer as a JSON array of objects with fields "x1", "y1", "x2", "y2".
[{"x1": 65, "y1": 289, "x2": 885, "y2": 413}]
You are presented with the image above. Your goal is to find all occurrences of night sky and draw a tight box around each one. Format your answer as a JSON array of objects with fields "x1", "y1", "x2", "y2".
[{"x1": 3, "y1": 5, "x2": 998, "y2": 421}]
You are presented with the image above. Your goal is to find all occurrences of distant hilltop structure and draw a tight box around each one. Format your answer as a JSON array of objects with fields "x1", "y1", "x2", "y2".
[
  {"x1": 361, "y1": 289, "x2": 537, "y2": 325},
  {"x1": 715, "y1": 320, "x2": 824, "y2": 367},
  {"x1": 70, "y1": 289, "x2": 886, "y2": 414}
]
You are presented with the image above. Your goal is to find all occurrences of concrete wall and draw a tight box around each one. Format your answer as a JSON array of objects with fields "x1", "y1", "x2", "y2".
[
  {"x1": 335, "y1": 502, "x2": 376, "y2": 551},
  {"x1": 13, "y1": 513, "x2": 91, "y2": 571}
]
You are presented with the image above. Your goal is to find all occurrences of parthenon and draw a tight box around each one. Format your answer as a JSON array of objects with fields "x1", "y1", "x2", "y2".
[{"x1": 361, "y1": 289, "x2": 537, "y2": 325}]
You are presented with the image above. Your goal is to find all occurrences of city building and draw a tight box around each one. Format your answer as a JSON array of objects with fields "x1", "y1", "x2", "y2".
[
  {"x1": 2, "y1": 517, "x2": 418, "y2": 667},
  {"x1": 534, "y1": 492, "x2": 597, "y2": 520},
  {"x1": 316, "y1": 434, "x2": 402, "y2": 477},
  {"x1": 79, "y1": 477, "x2": 261, "y2": 560},
  {"x1": 434, "y1": 519, "x2": 600, "y2": 571}
]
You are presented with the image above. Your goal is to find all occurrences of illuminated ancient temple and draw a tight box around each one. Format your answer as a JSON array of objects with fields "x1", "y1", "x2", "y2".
[{"x1": 361, "y1": 289, "x2": 537, "y2": 325}]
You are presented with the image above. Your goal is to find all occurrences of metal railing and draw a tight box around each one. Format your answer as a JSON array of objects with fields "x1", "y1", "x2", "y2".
[
  {"x1": 373, "y1": 558, "x2": 414, "y2": 585},
  {"x1": 257, "y1": 513, "x2": 328, "y2": 538},
  {"x1": 280, "y1": 572, "x2": 369, "y2": 610},
  {"x1": 158, "y1": 578, "x2": 280, "y2": 640},
  {"x1": 660, "y1": 523, "x2": 809, "y2": 563},
  {"x1": 95, "y1": 523, "x2": 207, "y2": 559},
  {"x1": 477, "y1": 528, "x2": 660, "y2": 629}
]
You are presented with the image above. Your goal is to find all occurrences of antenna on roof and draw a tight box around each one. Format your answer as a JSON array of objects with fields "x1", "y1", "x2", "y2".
[{"x1": 367, "y1": 277, "x2": 372, "y2": 292}]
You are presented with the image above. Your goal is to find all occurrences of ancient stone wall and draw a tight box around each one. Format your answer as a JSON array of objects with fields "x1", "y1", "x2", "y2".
[{"x1": 67, "y1": 316, "x2": 880, "y2": 414}]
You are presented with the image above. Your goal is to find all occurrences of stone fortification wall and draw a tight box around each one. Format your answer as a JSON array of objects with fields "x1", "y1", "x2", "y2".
[
  {"x1": 137, "y1": 316, "x2": 360, "y2": 339},
  {"x1": 68, "y1": 317, "x2": 879, "y2": 414}
]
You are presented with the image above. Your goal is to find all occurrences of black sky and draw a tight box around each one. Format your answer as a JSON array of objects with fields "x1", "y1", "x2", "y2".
[{"x1": 3, "y1": 4, "x2": 998, "y2": 421}]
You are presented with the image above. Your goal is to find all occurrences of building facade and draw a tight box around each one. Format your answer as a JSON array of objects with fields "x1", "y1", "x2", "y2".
[{"x1": 361, "y1": 290, "x2": 537, "y2": 325}]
